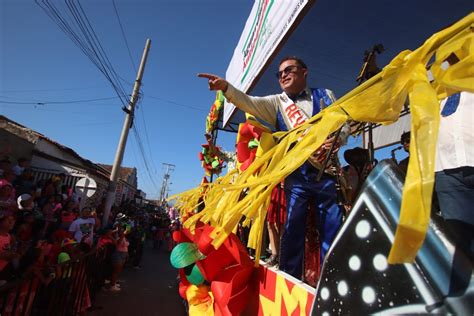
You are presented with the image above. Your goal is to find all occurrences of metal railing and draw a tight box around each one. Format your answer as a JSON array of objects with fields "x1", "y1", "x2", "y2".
[{"x1": 0, "y1": 247, "x2": 109, "y2": 316}]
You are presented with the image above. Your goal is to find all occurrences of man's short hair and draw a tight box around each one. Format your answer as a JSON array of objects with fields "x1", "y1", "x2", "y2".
[
  {"x1": 279, "y1": 56, "x2": 307, "y2": 69},
  {"x1": 81, "y1": 207, "x2": 91, "y2": 215}
]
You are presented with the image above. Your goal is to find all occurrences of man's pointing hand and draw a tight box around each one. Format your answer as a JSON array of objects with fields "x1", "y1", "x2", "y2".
[{"x1": 197, "y1": 73, "x2": 229, "y2": 92}]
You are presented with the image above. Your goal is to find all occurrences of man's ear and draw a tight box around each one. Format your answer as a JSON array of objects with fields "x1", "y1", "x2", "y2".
[{"x1": 302, "y1": 68, "x2": 308, "y2": 78}]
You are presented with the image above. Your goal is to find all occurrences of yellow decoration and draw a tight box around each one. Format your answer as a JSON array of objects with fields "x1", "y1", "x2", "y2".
[
  {"x1": 259, "y1": 273, "x2": 310, "y2": 316},
  {"x1": 186, "y1": 285, "x2": 215, "y2": 316},
  {"x1": 171, "y1": 14, "x2": 474, "y2": 264}
]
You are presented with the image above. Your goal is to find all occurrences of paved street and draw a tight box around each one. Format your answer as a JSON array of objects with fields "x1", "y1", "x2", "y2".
[{"x1": 90, "y1": 242, "x2": 185, "y2": 316}]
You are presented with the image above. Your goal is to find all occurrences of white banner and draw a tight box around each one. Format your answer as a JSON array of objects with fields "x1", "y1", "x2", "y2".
[{"x1": 223, "y1": 0, "x2": 313, "y2": 127}]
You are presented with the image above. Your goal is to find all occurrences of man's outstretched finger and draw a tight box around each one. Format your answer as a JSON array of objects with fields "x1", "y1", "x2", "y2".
[{"x1": 197, "y1": 73, "x2": 218, "y2": 80}]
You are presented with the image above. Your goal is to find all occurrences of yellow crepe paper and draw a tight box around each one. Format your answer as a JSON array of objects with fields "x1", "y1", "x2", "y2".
[
  {"x1": 171, "y1": 14, "x2": 474, "y2": 264},
  {"x1": 186, "y1": 285, "x2": 214, "y2": 316}
]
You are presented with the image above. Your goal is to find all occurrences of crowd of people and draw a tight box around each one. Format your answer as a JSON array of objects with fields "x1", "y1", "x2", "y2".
[{"x1": 0, "y1": 156, "x2": 173, "y2": 313}]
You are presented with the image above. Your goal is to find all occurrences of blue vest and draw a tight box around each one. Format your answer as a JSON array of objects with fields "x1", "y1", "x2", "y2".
[
  {"x1": 275, "y1": 88, "x2": 334, "y2": 132},
  {"x1": 276, "y1": 88, "x2": 336, "y2": 179}
]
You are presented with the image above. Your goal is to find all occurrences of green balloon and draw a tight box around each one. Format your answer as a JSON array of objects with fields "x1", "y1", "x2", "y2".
[
  {"x1": 186, "y1": 264, "x2": 205, "y2": 285},
  {"x1": 170, "y1": 242, "x2": 205, "y2": 269}
]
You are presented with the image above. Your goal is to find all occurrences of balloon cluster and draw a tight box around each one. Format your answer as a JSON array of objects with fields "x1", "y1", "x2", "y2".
[{"x1": 198, "y1": 134, "x2": 225, "y2": 176}]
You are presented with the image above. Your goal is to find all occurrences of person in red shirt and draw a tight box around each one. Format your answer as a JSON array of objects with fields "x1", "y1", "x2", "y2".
[{"x1": 60, "y1": 200, "x2": 77, "y2": 230}]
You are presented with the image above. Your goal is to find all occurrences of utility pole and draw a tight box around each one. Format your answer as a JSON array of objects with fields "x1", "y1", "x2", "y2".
[
  {"x1": 102, "y1": 39, "x2": 151, "y2": 228},
  {"x1": 160, "y1": 163, "x2": 175, "y2": 204}
]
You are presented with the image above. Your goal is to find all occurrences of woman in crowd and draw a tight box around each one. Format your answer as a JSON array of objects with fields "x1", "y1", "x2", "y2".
[{"x1": 109, "y1": 226, "x2": 129, "y2": 292}]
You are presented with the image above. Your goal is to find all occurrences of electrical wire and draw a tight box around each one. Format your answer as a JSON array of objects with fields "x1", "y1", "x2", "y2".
[
  {"x1": 34, "y1": 0, "x2": 162, "y2": 197},
  {"x1": 145, "y1": 95, "x2": 208, "y2": 112},
  {"x1": 35, "y1": 0, "x2": 130, "y2": 106},
  {"x1": 111, "y1": 0, "x2": 137, "y2": 73},
  {"x1": 132, "y1": 124, "x2": 160, "y2": 191},
  {"x1": 0, "y1": 86, "x2": 103, "y2": 93},
  {"x1": 136, "y1": 94, "x2": 157, "y2": 174},
  {"x1": 0, "y1": 96, "x2": 119, "y2": 105}
]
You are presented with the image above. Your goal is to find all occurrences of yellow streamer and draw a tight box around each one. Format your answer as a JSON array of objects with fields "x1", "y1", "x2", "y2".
[{"x1": 171, "y1": 13, "x2": 474, "y2": 264}]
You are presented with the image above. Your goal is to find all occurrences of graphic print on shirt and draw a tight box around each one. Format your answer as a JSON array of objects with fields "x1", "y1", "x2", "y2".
[{"x1": 80, "y1": 223, "x2": 93, "y2": 234}]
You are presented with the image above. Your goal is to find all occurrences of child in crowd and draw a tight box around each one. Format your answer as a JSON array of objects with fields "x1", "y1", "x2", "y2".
[
  {"x1": 48, "y1": 230, "x2": 71, "y2": 265},
  {"x1": 0, "y1": 213, "x2": 19, "y2": 283},
  {"x1": 16, "y1": 211, "x2": 35, "y2": 251},
  {"x1": 60, "y1": 200, "x2": 77, "y2": 230},
  {"x1": 0, "y1": 180, "x2": 17, "y2": 215},
  {"x1": 57, "y1": 238, "x2": 78, "y2": 265},
  {"x1": 41, "y1": 195, "x2": 57, "y2": 237}
]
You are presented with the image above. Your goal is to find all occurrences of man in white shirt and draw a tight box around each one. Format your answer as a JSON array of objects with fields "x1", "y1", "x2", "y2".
[
  {"x1": 199, "y1": 57, "x2": 349, "y2": 278},
  {"x1": 435, "y1": 91, "x2": 474, "y2": 260},
  {"x1": 69, "y1": 207, "x2": 96, "y2": 246}
]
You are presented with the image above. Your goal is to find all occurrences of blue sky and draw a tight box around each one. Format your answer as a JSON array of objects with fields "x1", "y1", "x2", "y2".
[
  {"x1": 1, "y1": 1, "x2": 473, "y2": 198},
  {"x1": 1, "y1": 0, "x2": 253, "y2": 198}
]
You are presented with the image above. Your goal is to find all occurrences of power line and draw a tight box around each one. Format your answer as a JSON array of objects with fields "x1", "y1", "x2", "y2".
[
  {"x1": 34, "y1": 2, "x2": 162, "y2": 199},
  {"x1": 111, "y1": 0, "x2": 137, "y2": 73},
  {"x1": 67, "y1": 120, "x2": 121, "y2": 127},
  {"x1": 0, "y1": 96, "x2": 119, "y2": 105},
  {"x1": 71, "y1": 0, "x2": 129, "y2": 99},
  {"x1": 0, "y1": 86, "x2": 103, "y2": 93},
  {"x1": 145, "y1": 95, "x2": 208, "y2": 112},
  {"x1": 132, "y1": 124, "x2": 160, "y2": 192},
  {"x1": 129, "y1": 128, "x2": 158, "y2": 198},
  {"x1": 36, "y1": 0, "x2": 130, "y2": 106},
  {"x1": 136, "y1": 94, "x2": 157, "y2": 174},
  {"x1": 0, "y1": 104, "x2": 107, "y2": 115}
]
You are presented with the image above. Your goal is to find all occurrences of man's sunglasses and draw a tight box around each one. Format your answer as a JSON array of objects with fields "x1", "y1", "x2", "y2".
[{"x1": 276, "y1": 65, "x2": 301, "y2": 79}]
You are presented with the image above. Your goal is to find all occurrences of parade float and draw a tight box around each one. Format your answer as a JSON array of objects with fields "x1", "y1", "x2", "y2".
[{"x1": 169, "y1": 0, "x2": 473, "y2": 314}]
